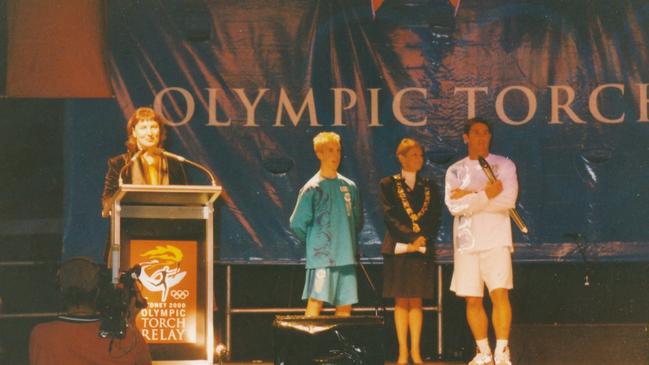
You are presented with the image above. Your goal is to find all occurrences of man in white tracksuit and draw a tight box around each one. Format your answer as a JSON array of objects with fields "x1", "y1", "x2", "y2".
[{"x1": 445, "y1": 118, "x2": 519, "y2": 365}]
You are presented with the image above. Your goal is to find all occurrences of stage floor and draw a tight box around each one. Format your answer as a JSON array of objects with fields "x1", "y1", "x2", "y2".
[{"x1": 224, "y1": 362, "x2": 462, "y2": 365}]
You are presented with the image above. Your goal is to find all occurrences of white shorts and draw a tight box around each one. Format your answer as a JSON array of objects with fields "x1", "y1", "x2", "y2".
[{"x1": 450, "y1": 246, "x2": 513, "y2": 297}]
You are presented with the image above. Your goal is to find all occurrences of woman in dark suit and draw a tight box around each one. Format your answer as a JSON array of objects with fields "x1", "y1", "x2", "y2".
[
  {"x1": 102, "y1": 107, "x2": 187, "y2": 215},
  {"x1": 380, "y1": 138, "x2": 440, "y2": 364}
]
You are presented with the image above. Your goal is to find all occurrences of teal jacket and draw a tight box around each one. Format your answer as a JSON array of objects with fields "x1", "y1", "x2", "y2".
[{"x1": 290, "y1": 172, "x2": 363, "y2": 269}]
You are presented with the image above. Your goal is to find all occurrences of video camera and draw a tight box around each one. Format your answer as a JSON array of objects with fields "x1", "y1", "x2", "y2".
[{"x1": 96, "y1": 265, "x2": 148, "y2": 339}]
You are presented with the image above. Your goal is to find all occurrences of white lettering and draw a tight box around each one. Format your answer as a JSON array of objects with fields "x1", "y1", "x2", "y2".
[
  {"x1": 234, "y1": 88, "x2": 269, "y2": 127},
  {"x1": 369, "y1": 88, "x2": 382, "y2": 127},
  {"x1": 393, "y1": 87, "x2": 427, "y2": 126},
  {"x1": 141, "y1": 328, "x2": 185, "y2": 341},
  {"x1": 149, "y1": 84, "x2": 646, "y2": 128},
  {"x1": 332, "y1": 88, "x2": 357, "y2": 126},
  {"x1": 153, "y1": 87, "x2": 195, "y2": 126},
  {"x1": 206, "y1": 88, "x2": 231, "y2": 126},
  {"x1": 589, "y1": 83, "x2": 625, "y2": 124},
  {"x1": 274, "y1": 88, "x2": 320, "y2": 127},
  {"x1": 638, "y1": 83, "x2": 649, "y2": 122},
  {"x1": 495, "y1": 86, "x2": 536, "y2": 125},
  {"x1": 454, "y1": 87, "x2": 489, "y2": 119},
  {"x1": 549, "y1": 85, "x2": 586, "y2": 124}
]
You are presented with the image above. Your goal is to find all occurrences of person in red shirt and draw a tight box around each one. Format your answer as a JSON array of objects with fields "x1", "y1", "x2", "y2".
[{"x1": 29, "y1": 257, "x2": 151, "y2": 365}]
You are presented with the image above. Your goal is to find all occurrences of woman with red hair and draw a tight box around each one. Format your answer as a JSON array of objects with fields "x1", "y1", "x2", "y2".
[{"x1": 102, "y1": 107, "x2": 187, "y2": 214}]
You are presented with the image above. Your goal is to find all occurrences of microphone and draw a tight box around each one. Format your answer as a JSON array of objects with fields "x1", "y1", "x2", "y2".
[
  {"x1": 478, "y1": 156, "x2": 529, "y2": 234},
  {"x1": 103, "y1": 152, "x2": 141, "y2": 216},
  {"x1": 161, "y1": 150, "x2": 218, "y2": 186},
  {"x1": 117, "y1": 149, "x2": 144, "y2": 186}
]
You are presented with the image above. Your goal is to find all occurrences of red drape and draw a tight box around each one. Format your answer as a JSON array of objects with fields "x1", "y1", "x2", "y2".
[{"x1": 6, "y1": 0, "x2": 113, "y2": 97}]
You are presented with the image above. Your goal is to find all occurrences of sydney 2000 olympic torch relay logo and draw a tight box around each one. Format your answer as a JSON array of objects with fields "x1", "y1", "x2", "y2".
[
  {"x1": 138, "y1": 245, "x2": 187, "y2": 302},
  {"x1": 131, "y1": 240, "x2": 197, "y2": 343}
]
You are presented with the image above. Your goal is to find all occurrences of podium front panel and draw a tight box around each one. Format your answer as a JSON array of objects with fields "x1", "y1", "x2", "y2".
[{"x1": 121, "y1": 218, "x2": 209, "y2": 361}]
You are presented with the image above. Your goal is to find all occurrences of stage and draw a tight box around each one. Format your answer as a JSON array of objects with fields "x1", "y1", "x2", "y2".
[{"x1": 2, "y1": 1, "x2": 649, "y2": 365}]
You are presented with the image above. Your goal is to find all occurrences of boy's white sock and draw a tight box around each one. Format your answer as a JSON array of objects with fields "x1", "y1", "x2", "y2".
[
  {"x1": 476, "y1": 338, "x2": 491, "y2": 355},
  {"x1": 495, "y1": 339, "x2": 509, "y2": 354}
]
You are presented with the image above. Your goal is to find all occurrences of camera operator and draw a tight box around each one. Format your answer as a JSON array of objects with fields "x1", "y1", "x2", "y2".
[{"x1": 29, "y1": 257, "x2": 151, "y2": 365}]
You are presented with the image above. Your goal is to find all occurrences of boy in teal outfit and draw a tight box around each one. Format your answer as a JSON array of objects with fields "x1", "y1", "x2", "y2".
[{"x1": 290, "y1": 132, "x2": 363, "y2": 316}]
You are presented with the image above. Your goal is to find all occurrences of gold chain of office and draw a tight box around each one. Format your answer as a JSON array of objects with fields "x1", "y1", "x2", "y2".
[{"x1": 394, "y1": 175, "x2": 431, "y2": 233}]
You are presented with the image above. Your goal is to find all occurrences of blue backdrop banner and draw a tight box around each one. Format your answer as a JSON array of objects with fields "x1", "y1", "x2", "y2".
[{"x1": 63, "y1": 0, "x2": 649, "y2": 263}]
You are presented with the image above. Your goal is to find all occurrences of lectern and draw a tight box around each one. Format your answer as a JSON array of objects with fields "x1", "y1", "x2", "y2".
[{"x1": 107, "y1": 184, "x2": 222, "y2": 365}]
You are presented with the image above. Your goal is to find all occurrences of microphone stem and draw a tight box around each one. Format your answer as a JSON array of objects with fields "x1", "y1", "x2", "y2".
[
  {"x1": 479, "y1": 157, "x2": 528, "y2": 234},
  {"x1": 118, "y1": 150, "x2": 144, "y2": 186},
  {"x1": 184, "y1": 159, "x2": 217, "y2": 186},
  {"x1": 162, "y1": 151, "x2": 217, "y2": 186}
]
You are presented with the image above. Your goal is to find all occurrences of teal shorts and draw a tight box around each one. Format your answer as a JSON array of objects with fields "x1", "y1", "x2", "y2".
[{"x1": 302, "y1": 265, "x2": 358, "y2": 306}]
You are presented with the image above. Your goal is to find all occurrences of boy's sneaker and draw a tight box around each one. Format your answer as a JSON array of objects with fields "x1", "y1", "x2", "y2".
[
  {"x1": 468, "y1": 352, "x2": 493, "y2": 365},
  {"x1": 494, "y1": 347, "x2": 512, "y2": 365}
]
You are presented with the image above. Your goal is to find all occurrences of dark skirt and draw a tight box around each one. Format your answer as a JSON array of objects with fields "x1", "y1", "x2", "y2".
[{"x1": 382, "y1": 254, "x2": 436, "y2": 299}]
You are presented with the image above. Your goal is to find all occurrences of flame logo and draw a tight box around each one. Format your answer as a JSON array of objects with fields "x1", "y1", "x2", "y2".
[{"x1": 138, "y1": 245, "x2": 187, "y2": 302}]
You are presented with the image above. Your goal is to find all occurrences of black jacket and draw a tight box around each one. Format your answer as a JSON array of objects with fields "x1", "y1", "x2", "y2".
[
  {"x1": 102, "y1": 152, "x2": 188, "y2": 211},
  {"x1": 379, "y1": 174, "x2": 440, "y2": 255}
]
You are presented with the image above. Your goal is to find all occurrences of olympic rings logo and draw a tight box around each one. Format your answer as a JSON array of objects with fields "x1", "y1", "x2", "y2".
[{"x1": 170, "y1": 290, "x2": 190, "y2": 300}]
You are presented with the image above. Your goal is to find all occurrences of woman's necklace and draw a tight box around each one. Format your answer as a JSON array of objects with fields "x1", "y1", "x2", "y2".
[{"x1": 394, "y1": 174, "x2": 430, "y2": 233}]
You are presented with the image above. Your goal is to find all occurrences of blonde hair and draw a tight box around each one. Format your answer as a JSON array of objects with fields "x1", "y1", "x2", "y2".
[
  {"x1": 125, "y1": 107, "x2": 167, "y2": 152},
  {"x1": 313, "y1": 132, "x2": 341, "y2": 153},
  {"x1": 396, "y1": 138, "x2": 422, "y2": 157}
]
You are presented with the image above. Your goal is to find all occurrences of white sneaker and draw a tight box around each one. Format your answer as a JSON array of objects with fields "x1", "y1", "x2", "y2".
[
  {"x1": 494, "y1": 347, "x2": 511, "y2": 365},
  {"x1": 468, "y1": 352, "x2": 493, "y2": 365}
]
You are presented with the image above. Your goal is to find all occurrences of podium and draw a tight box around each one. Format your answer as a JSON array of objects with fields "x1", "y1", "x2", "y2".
[{"x1": 107, "y1": 184, "x2": 222, "y2": 365}]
